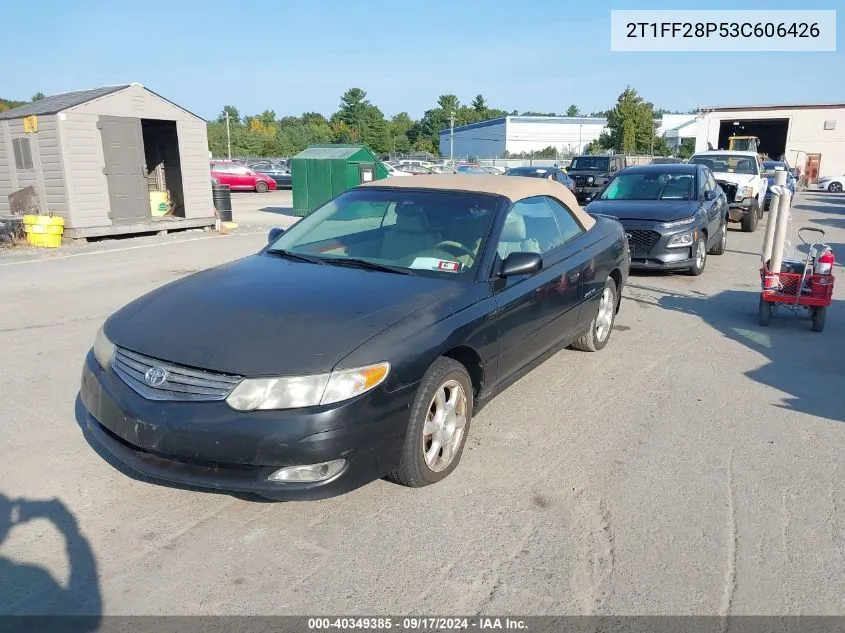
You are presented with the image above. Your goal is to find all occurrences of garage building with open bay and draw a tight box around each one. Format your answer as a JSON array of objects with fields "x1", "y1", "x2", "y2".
[
  {"x1": 0, "y1": 83, "x2": 215, "y2": 239},
  {"x1": 694, "y1": 102, "x2": 845, "y2": 184}
]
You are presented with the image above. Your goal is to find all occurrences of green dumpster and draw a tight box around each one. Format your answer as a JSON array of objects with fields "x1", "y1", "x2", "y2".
[{"x1": 290, "y1": 144, "x2": 389, "y2": 217}]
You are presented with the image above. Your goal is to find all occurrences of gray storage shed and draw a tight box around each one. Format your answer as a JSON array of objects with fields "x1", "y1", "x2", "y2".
[{"x1": 0, "y1": 83, "x2": 215, "y2": 239}]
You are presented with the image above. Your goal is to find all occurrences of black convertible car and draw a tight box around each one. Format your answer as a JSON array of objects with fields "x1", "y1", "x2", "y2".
[
  {"x1": 586, "y1": 164, "x2": 728, "y2": 276},
  {"x1": 80, "y1": 176, "x2": 630, "y2": 500}
]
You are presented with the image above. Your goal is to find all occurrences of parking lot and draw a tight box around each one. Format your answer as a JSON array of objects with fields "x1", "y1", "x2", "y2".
[{"x1": 1, "y1": 189, "x2": 843, "y2": 615}]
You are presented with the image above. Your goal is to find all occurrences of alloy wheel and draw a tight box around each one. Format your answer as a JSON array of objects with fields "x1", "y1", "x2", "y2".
[
  {"x1": 595, "y1": 287, "x2": 615, "y2": 343},
  {"x1": 422, "y1": 380, "x2": 468, "y2": 472}
]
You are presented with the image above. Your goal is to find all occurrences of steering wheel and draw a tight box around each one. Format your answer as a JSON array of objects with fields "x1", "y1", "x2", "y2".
[{"x1": 434, "y1": 240, "x2": 476, "y2": 259}]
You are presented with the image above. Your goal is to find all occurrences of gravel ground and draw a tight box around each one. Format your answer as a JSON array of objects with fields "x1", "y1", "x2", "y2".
[{"x1": 0, "y1": 190, "x2": 843, "y2": 616}]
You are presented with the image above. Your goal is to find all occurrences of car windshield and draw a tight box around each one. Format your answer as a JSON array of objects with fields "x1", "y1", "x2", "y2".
[
  {"x1": 506, "y1": 167, "x2": 549, "y2": 178},
  {"x1": 600, "y1": 171, "x2": 695, "y2": 201},
  {"x1": 689, "y1": 154, "x2": 757, "y2": 175},
  {"x1": 267, "y1": 188, "x2": 500, "y2": 277},
  {"x1": 569, "y1": 157, "x2": 609, "y2": 171}
]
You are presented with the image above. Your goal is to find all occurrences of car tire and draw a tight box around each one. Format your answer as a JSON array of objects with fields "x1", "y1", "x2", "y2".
[
  {"x1": 741, "y1": 204, "x2": 758, "y2": 232},
  {"x1": 255, "y1": 181, "x2": 269, "y2": 193},
  {"x1": 758, "y1": 298, "x2": 772, "y2": 326},
  {"x1": 812, "y1": 306, "x2": 826, "y2": 332},
  {"x1": 829, "y1": 182, "x2": 843, "y2": 193},
  {"x1": 571, "y1": 278, "x2": 617, "y2": 352},
  {"x1": 389, "y1": 357, "x2": 473, "y2": 488},
  {"x1": 686, "y1": 234, "x2": 708, "y2": 276},
  {"x1": 709, "y1": 221, "x2": 727, "y2": 255}
]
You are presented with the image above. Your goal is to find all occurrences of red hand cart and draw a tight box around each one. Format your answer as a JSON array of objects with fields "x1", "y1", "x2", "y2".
[{"x1": 759, "y1": 227, "x2": 835, "y2": 332}]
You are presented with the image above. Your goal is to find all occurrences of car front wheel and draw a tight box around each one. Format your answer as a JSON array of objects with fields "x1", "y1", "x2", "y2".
[
  {"x1": 390, "y1": 357, "x2": 473, "y2": 488},
  {"x1": 255, "y1": 181, "x2": 269, "y2": 193}
]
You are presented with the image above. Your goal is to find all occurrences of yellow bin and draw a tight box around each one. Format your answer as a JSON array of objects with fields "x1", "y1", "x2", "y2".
[
  {"x1": 150, "y1": 191, "x2": 169, "y2": 217},
  {"x1": 23, "y1": 214, "x2": 64, "y2": 248}
]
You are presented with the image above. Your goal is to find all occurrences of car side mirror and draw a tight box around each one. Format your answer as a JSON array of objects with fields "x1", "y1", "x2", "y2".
[
  {"x1": 704, "y1": 190, "x2": 718, "y2": 201},
  {"x1": 500, "y1": 252, "x2": 542, "y2": 277},
  {"x1": 267, "y1": 227, "x2": 285, "y2": 244}
]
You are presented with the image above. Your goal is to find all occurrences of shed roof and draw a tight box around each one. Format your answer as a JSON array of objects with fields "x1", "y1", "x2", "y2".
[
  {"x1": 360, "y1": 174, "x2": 594, "y2": 229},
  {"x1": 293, "y1": 145, "x2": 372, "y2": 160},
  {"x1": 0, "y1": 85, "x2": 130, "y2": 120}
]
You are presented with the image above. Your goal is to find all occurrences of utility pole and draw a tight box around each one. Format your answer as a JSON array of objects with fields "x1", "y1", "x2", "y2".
[
  {"x1": 225, "y1": 111, "x2": 232, "y2": 160},
  {"x1": 449, "y1": 111, "x2": 455, "y2": 163},
  {"x1": 579, "y1": 124, "x2": 583, "y2": 153}
]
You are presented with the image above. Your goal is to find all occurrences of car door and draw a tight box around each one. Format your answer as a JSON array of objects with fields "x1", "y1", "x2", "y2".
[
  {"x1": 211, "y1": 163, "x2": 234, "y2": 187},
  {"x1": 698, "y1": 167, "x2": 721, "y2": 239},
  {"x1": 706, "y1": 169, "x2": 728, "y2": 224},
  {"x1": 491, "y1": 196, "x2": 586, "y2": 383}
]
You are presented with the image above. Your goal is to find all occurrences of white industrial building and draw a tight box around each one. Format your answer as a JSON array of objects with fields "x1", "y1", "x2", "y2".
[
  {"x1": 658, "y1": 114, "x2": 700, "y2": 150},
  {"x1": 695, "y1": 103, "x2": 845, "y2": 183},
  {"x1": 439, "y1": 115, "x2": 607, "y2": 159}
]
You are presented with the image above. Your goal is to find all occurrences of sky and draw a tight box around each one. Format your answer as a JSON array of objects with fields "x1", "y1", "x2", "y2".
[{"x1": 0, "y1": 0, "x2": 841, "y2": 121}]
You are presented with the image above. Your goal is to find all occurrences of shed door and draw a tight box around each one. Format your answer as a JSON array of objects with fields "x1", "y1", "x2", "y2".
[{"x1": 99, "y1": 116, "x2": 149, "y2": 224}]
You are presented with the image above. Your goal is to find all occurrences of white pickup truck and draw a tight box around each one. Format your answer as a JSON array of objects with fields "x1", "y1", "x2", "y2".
[{"x1": 688, "y1": 151, "x2": 768, "y2": 232}]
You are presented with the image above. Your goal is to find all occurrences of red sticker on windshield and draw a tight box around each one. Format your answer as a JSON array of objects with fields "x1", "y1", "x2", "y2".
[{"x1": 437, "y1": 260, "x2": 460, "y2": 272}]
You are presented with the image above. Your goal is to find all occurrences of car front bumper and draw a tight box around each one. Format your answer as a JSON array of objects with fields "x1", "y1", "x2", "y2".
[
  {"x1": 621, "y1": 222, "x2": 703, "y2": 271},
  {"x1": 574, "y1": 185, "x2": 603, "y2": 200},
  {"x1": 80, "y1": 352, "x2": 415, "y2": 500}
]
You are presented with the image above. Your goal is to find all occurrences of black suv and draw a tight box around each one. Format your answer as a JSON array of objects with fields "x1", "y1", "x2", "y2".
[{"x1": 567, "y1": 155, "x2": 627, "y2": 203}]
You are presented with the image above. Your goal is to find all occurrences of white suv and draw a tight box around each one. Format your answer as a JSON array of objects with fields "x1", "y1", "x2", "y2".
[{"x1": 688, "y1": 151, "x2": 768, "y2": 232}]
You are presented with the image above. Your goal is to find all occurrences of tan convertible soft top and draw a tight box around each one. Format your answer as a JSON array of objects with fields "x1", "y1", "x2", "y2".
[{"x1": 360, "y1": 174, "x2": 595, "y2": 229}]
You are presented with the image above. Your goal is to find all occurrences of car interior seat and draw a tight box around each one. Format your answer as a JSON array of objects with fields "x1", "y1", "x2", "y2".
[
  {"x1": 662, "y1": 176, "x2": 692, "y2": 199},
  {"x1": 497, "y1": 214, "x2": 542, "y2": 259},
  {"x1": 446, "y1": 216, "x2": 486, "y2": 265},
  {"x1": 378, "y1": 203, "x2": 439, "y2": 261}
]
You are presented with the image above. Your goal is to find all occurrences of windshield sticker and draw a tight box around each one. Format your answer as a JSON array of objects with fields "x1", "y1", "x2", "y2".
[{"x1": 409, "y1": 257, "x2": 462, "y2": 272}]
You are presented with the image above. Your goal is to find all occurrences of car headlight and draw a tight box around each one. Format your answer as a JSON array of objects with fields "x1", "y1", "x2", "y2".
[
  {"x1": 587, "y1": 176, "x2": 595, "y2": 184},
  {"x1": 92, "y1": 326, "x2": 115, "y2": 370},
  {"x1": 737, "y1": 185, "x2": 754, "y2": 199},
  {"x1": 667, "y1": 232, "x2": 694, "y2": 248},
  {"x1": 661, "y1": 216, "x2": 696, "y2": 229},
  {"x1": 226, "y1": 362, "x2": 390, "y2": 411}
]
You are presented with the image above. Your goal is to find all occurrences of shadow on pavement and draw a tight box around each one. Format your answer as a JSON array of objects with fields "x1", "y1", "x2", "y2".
[
  {"x1": 73, "y1": 395, "x2": 276, "y2": 504},
  {"x1": 258, "y1": 206, "x2": 296, "y2": 216},
  {"x1": 626, "y1": 284, "x2": 845, "y2": 424},
  {"x1": 0, "y1": 493, "x2": 101, "y2": 632}
]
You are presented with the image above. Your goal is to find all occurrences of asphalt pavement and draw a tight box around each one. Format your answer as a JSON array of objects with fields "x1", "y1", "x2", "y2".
[{"x1": 0, "y1": 190, "x2": 843, "y2": 616}]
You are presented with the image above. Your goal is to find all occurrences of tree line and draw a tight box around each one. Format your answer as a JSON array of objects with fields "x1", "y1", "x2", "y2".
[
  {"x1": 1, "y1": 87, "x2": 697, "y2": 160},
  {"x1": 208, "y1": 86, "x2": 697, "y2": 160}
]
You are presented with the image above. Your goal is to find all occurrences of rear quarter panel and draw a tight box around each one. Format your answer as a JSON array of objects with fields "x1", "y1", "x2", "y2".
[{"x1": 580, "y1": 216, "x2": 630, "y2": 319}]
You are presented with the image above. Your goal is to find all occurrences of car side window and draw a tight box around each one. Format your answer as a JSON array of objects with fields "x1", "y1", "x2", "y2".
[
  {"x1": 543, "y1": 196, "x2": 584, "y2": 243},
  {"x1": 496, "y1": 197, "x2": 565, "y2": 259},
  {"x1": 698, "y1": 169, "x2": 708, "y2": 198},
  {"x1": 707, "y1": 171, "x2": 718, "y2": 192}
]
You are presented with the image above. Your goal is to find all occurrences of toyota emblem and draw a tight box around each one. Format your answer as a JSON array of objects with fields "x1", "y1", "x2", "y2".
[{"x1": 144, "y1": 366, "x2": 168, "y2": 387}]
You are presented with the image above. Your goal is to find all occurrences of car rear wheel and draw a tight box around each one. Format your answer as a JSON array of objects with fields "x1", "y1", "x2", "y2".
[
  {"x1": 830, "y1": 182, "x2": 843, "y2": 193},
  {"x1": 389, "y1": 357, "x2": 473, "y2": 488},
  {"x1": 709, "y1": 221, "x2": 727, "y2": 255},
  {"x1": 687, "y1": 235, "x2": 707, "y2": 276},
  {"x1": 571, "y1": 278, "x2": 617, "y2": 352},
  {"x1": 255, "y1": 181, "x2": 269, "y2": 193}
]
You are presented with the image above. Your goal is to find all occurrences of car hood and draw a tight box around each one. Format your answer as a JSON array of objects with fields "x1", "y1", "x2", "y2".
[
  {"x1": 104, "y1": 255, "x2": 457, "y2": 377},
  {"x1": 585, "y1": 199, "x2": 698, "y2": 222},
  {"x1": 712, "y1": 172, "x2": 756, "y2": 186}
]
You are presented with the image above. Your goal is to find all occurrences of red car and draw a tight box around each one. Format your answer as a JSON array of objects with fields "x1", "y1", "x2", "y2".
[{"x1": 210, "y1": 161, "x2": 277, "y2": 192}]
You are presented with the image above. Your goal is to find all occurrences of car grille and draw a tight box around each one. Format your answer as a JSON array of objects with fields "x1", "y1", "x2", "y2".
[
  {"x1": 624, "y1": 229, "x2": 661, "y2": 256},
  {"x1": 573, "y1": 175, "x2": 594, "y2": 187},
  {"x1": 717, "y1": 180, "x2": 737, "y2": 201},
  {"x1": 112, "y1": 347, "x2": 243, "y2": 402}
]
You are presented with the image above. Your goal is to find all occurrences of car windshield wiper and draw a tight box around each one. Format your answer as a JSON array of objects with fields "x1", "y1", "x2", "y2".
[
  {"x1": 265, "y1": 249, "x2": 326, "y2": 265},
  {"x1": 321, "y1": 257, "x2": 416, "y2": 275}
]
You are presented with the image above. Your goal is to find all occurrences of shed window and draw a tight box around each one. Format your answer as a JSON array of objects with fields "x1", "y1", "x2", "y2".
[{"x1": 12, "y1": 137, "x2": 34, "y2": 170}]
